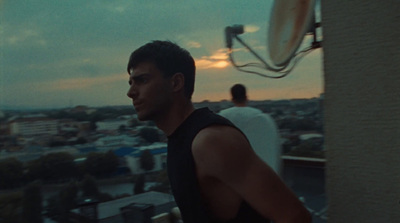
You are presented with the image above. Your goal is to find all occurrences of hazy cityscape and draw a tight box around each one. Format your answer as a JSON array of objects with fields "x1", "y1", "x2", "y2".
[{"x1": 0, "y1": 96, "x2": 326, "y2": 223}]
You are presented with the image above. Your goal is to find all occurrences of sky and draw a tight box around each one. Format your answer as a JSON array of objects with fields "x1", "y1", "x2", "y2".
[{"x1": 0, "y1": 0, "x2": 323, "y2": 109}]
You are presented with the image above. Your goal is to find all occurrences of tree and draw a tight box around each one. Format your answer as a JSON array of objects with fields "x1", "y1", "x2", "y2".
[
  {"x1": 288, "y1": 140, "x2": 325, "y2": 158},
  {"x1": 22, "y1": 181, "x2": 43, "y2": 223},
  {"x1": 59, "y1": 182, "x2": 79, "y2": 212},
  {"x1": 104, "y1": 150, "x2": 119, "y2": 175},
  {"x1": 0, "y1": 192, "x2": 23, "y2": 223},
  {"x1": 129, "y1": 118, "x2": 140, "y2": 127},
  {"x1": 278, "y1": 117, "x2": 317, "y2": 132},
  {"x1": 79, "y1": 175, "x2": 113, "y2": 203},
  {"x1": 139, "y1": 127, "x2": 160, "y2": 143},
  {"x1": 89, "y1": 120, "x2": 97, "y2": 131},
  {"x1": 37, "y1": 152, "x2": 77, "y2": 182},
  {"x1": 134, "y1": 174, "x2": 145, "y2": 195},
  {"x1": 45, "y1": 195, "x2": 62, "y2": 222},
  {"x1": 84, "y1": 151, "x2": 119, "y2": 178},
  {"x1": 25, "y1": 159, "x2": 42, "y2": 182},
  {"x1": 149, "y1": 169, "x2": 170, "y2": 193},
  {"x1": 0, "y1": 158, "x2": 24, "y2": 189},
  {"x1": 275, "y1": 109, "x2": 284, "y2": 116},
  {"x1": 118, "y1": 124, "x2": 127, "y2": 133},
  {"x1": 140, "y1": 149, "x2": 155, "y2": 172},
  {"x1": 45, "y1": 182, "x2": 79, "y2": 223},
  {"x1": 75, "y1": 137, "x2": 87, "y2": 145},
  {"x1": 80, "y1": 175, "x2": 100, "y2": 198}
]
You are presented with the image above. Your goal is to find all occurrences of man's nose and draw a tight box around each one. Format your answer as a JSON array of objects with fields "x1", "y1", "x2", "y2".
[{"x1": 127, "y1": 85, "x2": 137, "y2": 99}]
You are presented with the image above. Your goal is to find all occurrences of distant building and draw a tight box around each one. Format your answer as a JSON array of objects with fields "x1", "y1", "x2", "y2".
[
  {"x1": 8, "y1": 114, "x2": 58, "y2": 137},
  {"x1": 69, "y1": 105, "x2": 97, "y2": 114},
  {"x1": 71, "y1": 191, "x2": 176, "y2": 223},
  {"x1": 95, "y1": 135, "x2": 140, "y2": 149},
  {"x1": 0, "y1": 122, "x2": 9, "y2": 135},
  {"x1": 58, "y1": 119, "x2": 80, "y2": 137},
  {"x1": 96, "y1": 119, "x2": 132, "y2": 134}
]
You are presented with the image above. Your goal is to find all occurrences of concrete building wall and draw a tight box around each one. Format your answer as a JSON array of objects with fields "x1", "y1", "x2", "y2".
[
  {"x1": 322, "y1": 1, "x2": 400, "y2": 222},
  {"x1": 10, "y1": 119, "x2": 58, "y2": 136}
]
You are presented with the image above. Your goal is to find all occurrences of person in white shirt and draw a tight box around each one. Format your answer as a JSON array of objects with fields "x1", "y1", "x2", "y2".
[{"x1": 219, "y1": 84, "x2": 282, "y2": 175}]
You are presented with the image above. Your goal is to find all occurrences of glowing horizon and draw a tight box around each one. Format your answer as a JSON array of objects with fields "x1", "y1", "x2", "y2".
[{"x1": 0, "y1": 1, "x2": 323, "y2": 109}]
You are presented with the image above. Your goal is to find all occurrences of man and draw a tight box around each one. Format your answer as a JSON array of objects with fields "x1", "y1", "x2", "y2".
[
  {"x1": 219, "y1": 84, "x2": 282, "y2": 176},
  {"x1": 126, "y1": 40, "x2": 311, "y2": 223}
]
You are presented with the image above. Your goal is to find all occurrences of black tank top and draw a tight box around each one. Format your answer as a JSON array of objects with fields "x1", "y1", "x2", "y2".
[{"x1": 167, "y1": 108, "x2": 270, "y2": 223}]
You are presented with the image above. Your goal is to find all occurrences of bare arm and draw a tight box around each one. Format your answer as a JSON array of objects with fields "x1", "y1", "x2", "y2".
[{"x1": 192, "y1": 125, "x2": 311, "y2": 223}]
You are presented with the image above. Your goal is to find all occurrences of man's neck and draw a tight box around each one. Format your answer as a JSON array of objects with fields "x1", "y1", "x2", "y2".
[
  {"x1": 155, "y1": 100, "x2": 195, "y2": 136},
  {"x1": 234, "y1": 101, "x2": 247, "y2": 107}
]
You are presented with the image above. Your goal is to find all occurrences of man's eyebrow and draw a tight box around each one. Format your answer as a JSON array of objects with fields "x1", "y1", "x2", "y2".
[{"x1": 131, "y1": 73, "x2": 150, "y2": 80}]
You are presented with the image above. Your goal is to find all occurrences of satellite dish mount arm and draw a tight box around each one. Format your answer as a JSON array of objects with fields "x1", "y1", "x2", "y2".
[{"x1": 225, "y1": 24, "x2": 313, "y2": 79}]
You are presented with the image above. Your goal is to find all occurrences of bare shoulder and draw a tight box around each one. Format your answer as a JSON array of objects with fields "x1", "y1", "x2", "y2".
[
  {"x1": 192, "y1": 125, "x2": 251, "y2": 158},
  {"x1": 193, "y1": 125, "x2": 247, "y2": 148},
  {"x1": 192, "y1": 125, "x2": 312, "y2": 222},
  {"x1": 191, "y1": 124, "x2": 256, "y2": 178}
]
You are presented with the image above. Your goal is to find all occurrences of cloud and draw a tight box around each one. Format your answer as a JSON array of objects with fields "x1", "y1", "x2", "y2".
[
  {"x1": 196, "y1": 59, "x2": 230, "y2": 69},
  {"x1": 1, "y1": 72, "x2": 129, "y2": 109},
  {"x1": 244, "y1": 25, "x2": 260, "y2": 33},
  {"x1": 187, "y1": 41, "x2": 202, "y2": 48},
  {"x1": 32, "y1": 73, "x2": 127, "y2": 92},
  {"x1": 3, "y1": 27, "x2": 47, "y2": 46},
  {"x1": 208, "y1": 49, "x2": 229, "y2": 60},
  {"x1": 195, "y1": 49, "x2": 230, "y2": 69}
]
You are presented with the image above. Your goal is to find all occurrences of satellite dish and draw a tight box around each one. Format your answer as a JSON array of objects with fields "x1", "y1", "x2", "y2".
[
  {"x1": 224, "y1": 0, "x2": 321, "y2": 78},
  {"x1": 267, "y1": 0, "x2": 316, "y2": 67}
]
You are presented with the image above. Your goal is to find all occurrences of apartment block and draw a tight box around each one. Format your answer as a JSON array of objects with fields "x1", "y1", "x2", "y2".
[{"x1": 9, "y1": 115, "x2": 59, "y2": 137}]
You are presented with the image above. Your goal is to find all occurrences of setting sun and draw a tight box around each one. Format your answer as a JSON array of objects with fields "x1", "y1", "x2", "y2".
[{"x1": 213, "y1": 61, "x2": 229, "y2": 69}]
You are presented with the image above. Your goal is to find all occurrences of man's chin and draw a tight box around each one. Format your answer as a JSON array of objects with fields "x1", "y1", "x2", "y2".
[
  {"x1": 137, "y1": 115, "x2": 147, "y2": 121},
  {"x1": 138, "y1": 118, "x2": 148, "y2": 122},
  {"x1": 136, "y1": 112, "x2": 151, "y2": 121}
]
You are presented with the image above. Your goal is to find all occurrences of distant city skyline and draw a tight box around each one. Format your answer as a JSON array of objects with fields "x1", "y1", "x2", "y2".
[{"x1": 1, "y1": 1, "x2": 323, "y2": 109}]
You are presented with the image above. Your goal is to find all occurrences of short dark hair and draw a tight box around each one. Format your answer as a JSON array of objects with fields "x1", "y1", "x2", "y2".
[
  {"x1": 231, "y1": 84, "x2": 247, "y2": 103},
  {"x1": 127, "y1": 40, "x2": 196, "y2": 99}
]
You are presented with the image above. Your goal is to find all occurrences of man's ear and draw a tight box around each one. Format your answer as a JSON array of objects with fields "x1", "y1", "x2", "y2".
[{"x1": 171, "y1": 73, "x2": 185, "y2": 92}]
